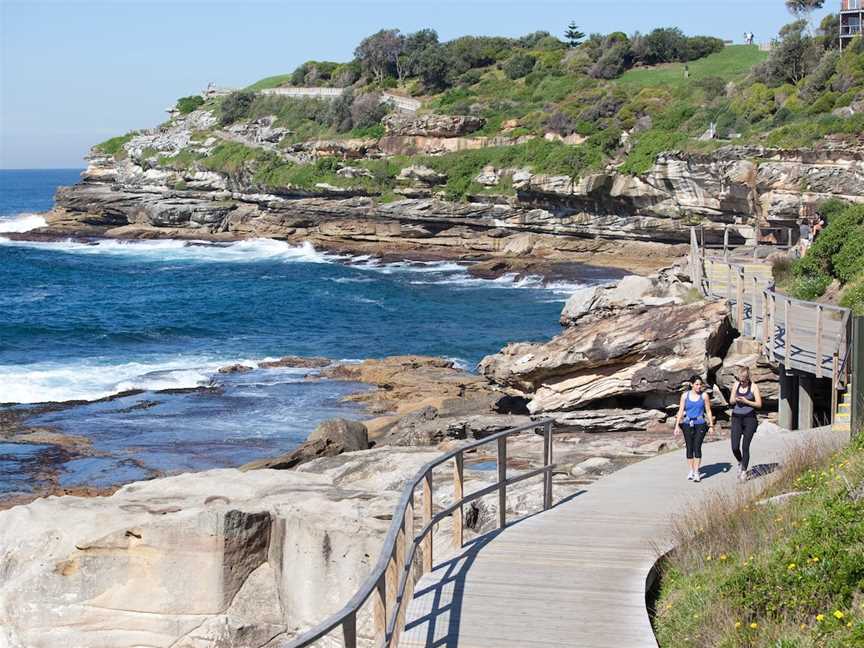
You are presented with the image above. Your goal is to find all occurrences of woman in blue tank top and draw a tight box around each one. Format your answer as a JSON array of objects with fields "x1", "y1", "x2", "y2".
[{"x1": 674, "y1": 375, "x2": 716, "y2": 482}]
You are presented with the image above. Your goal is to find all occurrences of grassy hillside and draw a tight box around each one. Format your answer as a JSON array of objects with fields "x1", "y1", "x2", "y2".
[
  {"x1": 617, "y1": 45, "x2": 767, "y2": 89},
  {"x1": 654, "y1": 435, "x2": 864, "y2": 648},
  {"x1": 96, "y1": 22, "x2": 864, "y2": 206}
]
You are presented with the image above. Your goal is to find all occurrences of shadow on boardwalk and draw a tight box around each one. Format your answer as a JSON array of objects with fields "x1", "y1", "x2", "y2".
[{"x1": 403, "y1": 491, "x2": 586, "y2": 648}]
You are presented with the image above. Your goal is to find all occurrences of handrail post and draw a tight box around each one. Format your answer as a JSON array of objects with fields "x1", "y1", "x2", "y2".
[
  {"x1": 723, "y1": 225, "x2": 729, "y2": 260},
  {"x1": 760, "y1": 288, "x2": 769, "y2": 348},
  {"x1": 422, "y1": 471, "x2": 433, "y2": 574},
  {"x1": 497, "y1": 436, "x2": 507, "y2": 529},
  {"x1": 736, "y1": 268, "x2": 745, "y2": 332},
  {"x1": 752, "y1": 275, "x2": 759, "y2": 341},
  {"x1": 785, "y1": 298, "x2": 792, "y2": 364},
  {"x1": 770, "y1": 292, "x2": 777, "y2": 362},
  {"x1": 543, "y1": 422, "x2": 553, "y2": 511},
  {"x1": 832, "y1": 352, "x2": 840, "y2": 424},
  {"x1": 342, "y1": 612, "x2": 357, "y2": 648},
  {"x1": 815, "y1": 305, "x2": 824, "y2": 378},
  {"x1": 373, "y1": 574, "x2": 386, "y2": 643},
  {"x1": 452, "y1": 451, "x2": 464, "y2": 549},
  {"x1": 726, "y1": 263, "x2": 733, "y2": 306}
]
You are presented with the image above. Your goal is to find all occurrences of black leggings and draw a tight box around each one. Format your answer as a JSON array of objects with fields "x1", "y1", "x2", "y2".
[
  {"x1": 731, "y1": 414, "x2": 758, "y2": 470},
  {"x1": 683, "y1": 423, "x2": 707, "y2": 459}
]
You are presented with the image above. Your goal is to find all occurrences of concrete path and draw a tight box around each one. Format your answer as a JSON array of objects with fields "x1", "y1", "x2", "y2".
[{"x1": 399, "y1": 426, "x2": 847, "y2": 648}]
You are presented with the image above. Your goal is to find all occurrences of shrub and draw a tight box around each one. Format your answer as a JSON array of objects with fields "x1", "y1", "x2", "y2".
[
  {"x1": 350, "y1": 92, "x2": 388, "y2": 129},
  {"x1": 176, "y1": 95, "x2": 204, "y2": 114},
  {"x1": 589, "y1": 42, "x2": 632, "y2": 79},
  {"x1": 840, "y1": 273, "x2": 864, "y2": 314},
  {"x1": 619, "y1": 129, "x2": 688, "y2": 175},
  {"x1": 504, "y1": 53, "x2": 537, "y2": 80},
  {"x1": 545, "y1": 110, "x2": 576, "y2": 135},
  {"x1": 95, "y1": 132, "x2": 134, "y2": 157},
  {"x1": 220, "y1": 91, "x2": 256, "y2": 125},
  {"x1": 832, "y1": 225, "x2": 864, "y2": 283}
]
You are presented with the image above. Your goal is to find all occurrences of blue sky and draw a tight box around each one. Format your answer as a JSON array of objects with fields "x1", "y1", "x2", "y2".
[{"x1": 1, "y1": 0, "x2": 834, "y2": 169}]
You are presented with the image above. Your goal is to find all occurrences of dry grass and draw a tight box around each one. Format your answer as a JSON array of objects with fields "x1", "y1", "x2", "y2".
[{"x1": 654, "y1": 435, "x2": 864, "y2": 647}]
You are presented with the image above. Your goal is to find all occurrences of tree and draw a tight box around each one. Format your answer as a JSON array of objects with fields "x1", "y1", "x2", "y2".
[
  {"x1": 565, "y1": 21, "x2": 585, "y2": 48},
  {"x1": 817, "y1": 13, "x2": 840, "y2": 50},
  {"x1": 398, "y1": 28, "x2": 439, "y2": 79},
  {"x1": 355, "y1": 29, "x2": 404, "y2": 82},
  {"x1": 416, "y1": 45, "x2": 452, "y2": 91},
  {"x1": 220, "y1": 91, "x2": 255, "y2": 125},
  {"x1": 785, "y1": 0, "x2": 825, "y2": 17},
  {"x1": 755, "y1": 20, "x2": 820, "y2": 85}
]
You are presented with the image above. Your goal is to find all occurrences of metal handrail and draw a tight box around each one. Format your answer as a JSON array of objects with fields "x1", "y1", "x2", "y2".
[{"x1": 285, "y1": 419, "x2": 555, "y2": 648}]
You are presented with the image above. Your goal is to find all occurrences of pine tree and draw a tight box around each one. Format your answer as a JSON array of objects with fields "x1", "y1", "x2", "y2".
[{"x1": 564, "y1": 21, "x2": 585, "y2": 48}]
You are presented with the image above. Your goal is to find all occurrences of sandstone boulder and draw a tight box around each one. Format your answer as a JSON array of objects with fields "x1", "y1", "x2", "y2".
[
  {"x1": 243, "y1": 418, "x2": 369, "y2": 470},
  {"x1": 382, "y1": 113, "x2": 485, "y2": 138},
  {"x1": 308, "y1": 418, "x2": 369, "y2": 452},
  {"x1": 480, "y1": 300, "x2": 731, "y2": 415},
  {"x1": 716, "y1": 338, "x2": 779, "y2": 404},
  {"x1": 396, "y1": 165, "x2": 447, "y2": 185},
  {"x1": 560, "y1": 272, "x2": 695, "y2": 326}
]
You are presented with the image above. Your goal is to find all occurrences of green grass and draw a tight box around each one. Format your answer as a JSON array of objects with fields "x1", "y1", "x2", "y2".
[
  {"x1": 618, "y1": 45, "x2": 768, "y2": 89},
  {"x1": 94, "y1": 132, "x2": 135, "y2": 158},
  {"x1": 244, "y1": 74, "x2": 295, "y2": 91},
  {"x1": 654, "y1": 437, "x2": 864, "y2": 648}
]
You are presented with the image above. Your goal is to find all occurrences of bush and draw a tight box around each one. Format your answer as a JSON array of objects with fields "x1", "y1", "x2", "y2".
[
  {"x1": 176, "y1": 95, "x2": 204, "y2": 114},
  {"x1": 589, "y1": 43, "x2": 632, "y2": 79},
  {"x1": 95, "y1": 132, "x2": 134, "y2": 157},
  {"x1": 545, "y1": 110, "x2": 576, "y2": 135},
  {"x1": 840, "y1": 273, "x2": 864, "y2": 314},
  {"x1": 619, "y1": 129, "x2": 688, "y2": 175},
  {"x1": 350, "y1": 92, "x2": 388, "y2": 129},
  {"x1": 504, "y1": 53, "x2": 537, "y2": 80},
  {"x1": 832, "y1": 225, "x2": 864, "y2": 283},
  {"x1": 220, "y1": 91, "x2": 256, "y2": 125}
]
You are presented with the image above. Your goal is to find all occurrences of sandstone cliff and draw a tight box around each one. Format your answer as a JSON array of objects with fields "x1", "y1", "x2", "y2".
[{"x1": 22, "y1": 107, "x2": 864, "y2": 272}]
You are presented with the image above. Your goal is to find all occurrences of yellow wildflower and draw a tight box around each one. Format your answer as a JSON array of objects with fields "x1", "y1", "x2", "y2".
[
  {"x1": 848, "y1": 622, "x2": 853, "y2": 628},
  {"x1": 735, "y1": 621, "x2": 742, "y2": 629},
  {"x1": 720, "y1": 554, "x2": 728, "y2": 561},
  {"x1": 834, "y1": 610, "x2": 845, "y2": 620},
  {"x1": 749, "y1": 622, "x2": 758, "y2": 629},
  {"x1": 787, "y1": 563, "x2": 796, "y2": 570},
  {"x1": 816, "y1": 614, "x2": 826, "y2": 622}
]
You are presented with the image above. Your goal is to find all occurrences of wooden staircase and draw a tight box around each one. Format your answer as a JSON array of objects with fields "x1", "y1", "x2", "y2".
[{"x1": 833, "y1": 391, "x2": 853, "y2": 435}]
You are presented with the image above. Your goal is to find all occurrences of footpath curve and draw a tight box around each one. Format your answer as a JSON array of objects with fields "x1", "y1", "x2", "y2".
[{"x1": 399, "y1": 425, "x2": 847, "y2": 648}]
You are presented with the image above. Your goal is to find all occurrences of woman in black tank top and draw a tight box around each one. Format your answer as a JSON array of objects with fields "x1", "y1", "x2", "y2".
[{"x1": 730, "y1": 366, "x2": 762, "y2": 481}]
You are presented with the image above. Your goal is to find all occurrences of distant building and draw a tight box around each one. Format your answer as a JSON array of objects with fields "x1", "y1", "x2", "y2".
[{"x1": 841, "y1": 0, "x2": 863, "y2": 51}]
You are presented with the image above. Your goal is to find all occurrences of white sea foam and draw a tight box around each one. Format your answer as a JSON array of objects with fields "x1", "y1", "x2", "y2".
[
  {"x1": 0, "y1": 233, "x2": 592, "y2": 296},
  {"x1": 0, "y1": 237, "x2": 341, "y2": 264},
  {"x1": 0, "y1": 213, "x2": 47, "y2": 233}
]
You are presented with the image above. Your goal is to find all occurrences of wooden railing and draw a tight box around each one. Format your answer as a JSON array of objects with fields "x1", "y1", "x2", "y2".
[
  {"x1": 691, "y1": 227, "x2": 853, "y2": 406},
  {"x1": 285, "y1": 419, "x2": 555, "y2": 648}
]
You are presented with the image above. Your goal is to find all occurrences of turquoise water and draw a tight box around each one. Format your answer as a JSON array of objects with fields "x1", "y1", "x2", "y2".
[{"x1": 0, "y1": 169, "x2": 619, "y2": 496}]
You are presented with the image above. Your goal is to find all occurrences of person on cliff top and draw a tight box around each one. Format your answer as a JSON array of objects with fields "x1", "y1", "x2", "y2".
[
  {"x1": 730, "y1": 366, "x2": 762, "y2": 482},
  {"x1": 674, "y1": 376, "x2": 715, "y2": 483}
]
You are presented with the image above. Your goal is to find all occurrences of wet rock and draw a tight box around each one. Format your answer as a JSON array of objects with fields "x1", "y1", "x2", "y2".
[
  {"x1": 218, "y1": 364, "x2": 254, "y2": 374},
  {"x1": 258, "y1": 355, "x2": 330, "y2": 369}
]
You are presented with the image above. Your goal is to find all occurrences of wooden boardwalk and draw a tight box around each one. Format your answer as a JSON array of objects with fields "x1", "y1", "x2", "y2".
[{"x1": 399, "y1": 426, "x2": 847, "y2": 648}]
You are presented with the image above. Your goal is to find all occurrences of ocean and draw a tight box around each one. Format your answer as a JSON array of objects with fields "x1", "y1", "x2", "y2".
[{"x1": 0, "y1": 169, "x2": 615, "y2": 497}]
